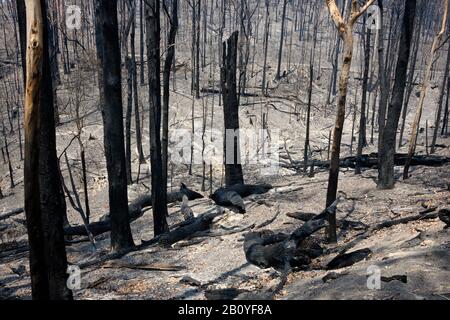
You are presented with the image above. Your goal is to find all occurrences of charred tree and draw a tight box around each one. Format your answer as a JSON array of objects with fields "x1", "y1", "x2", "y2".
[
  {"x1": 221, "y1": 31, "x2": 245, "y2": 187},
  {"x1": 24, "y1": 0, "x2": 72, "y2": 300},
  {"x1": 378, "y1": 0, "x2": 416, "y2": 188},
  {"x1": 96, "y1": 0, "x2": 135, "y2": 251},
  {"x1": 145, "y1": 0, "x2": 169, "y2": 235},
  {"x1": 404, "y1": 0, "x2": 448, "y2": 179},
  {"x1": 162, "y1": 0, "x2": 178, "y2": 203}
]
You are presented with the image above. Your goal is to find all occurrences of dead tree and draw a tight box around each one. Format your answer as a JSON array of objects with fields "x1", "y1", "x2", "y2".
[
  {"x1": 304, "y1": 54, "x2": 313, "y2": 173},
  {"x1": 96, "y1": 0, "x2": 135, "y2": 251},
  {"x1": 146, "y1": 0, "x2": 169, "y2": 235},
  {"x1": 324, "y1": 0, "x2": 375, "y2": 243},
  {"x1": 378, "y1": 0, "x2": 417, "y2": 189},
  {"x1": 94, "y1": 0, "x2": 105, "y2": 112},
  {"x1": 261, "y1": 0, "x2": 270, "y2": 96},
  {"x1": 2, "y1": 122, "x2": 14, "y2": 188},
  {"x1": 16, "y1": 0, "x2": 26, "y2": 81},
  {"x1": 404, "y1": 0, "x2": 449, "y2": 179},
  {"x1": 162, "y1": 0, "x2": 178, "y2": 202},
  {"x1": 398, "y1": 3, "x2": 424, "y2": 148},
  {"x1": 431, "y1": 42, "x2": 450, "y2": 153},
  {"x1": 24, "y1": 0, "x2": 72, "y2": 300},
  {"x1": 355, "y1": 16, "x2": 371, "y2": 175},
  {"x1": 221, "y1": 31, "x2": 244, "y2": 187},
  {"x1": 275, "y1": 0, "x2": 288, "y2": 80}
]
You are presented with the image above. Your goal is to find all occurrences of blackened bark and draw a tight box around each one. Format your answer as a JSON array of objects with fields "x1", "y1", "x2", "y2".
[
  {"x1": 24, "y1": 0, "x2": 72, "y2": 300},
  {"x1": 221, "y1": 31, "x2": 244, "y2": 187},
  {"x1": 97, "y1": 0, "x2": 135, "y2": 251},
  {"x1": 39, "y1": 0, "x2": 72, "y2": 294},
  {"x1": 431, "y1": 43, "x2": 450, "y2": 153},
  {"x1": 16, "y1": 0, "x2": 26, "y2": 82},
  {"x1": 261, "y1": 0, "x2": 270, "y2": 96},
  {"x1": 355, "y1": 21, "x2": 370, "y2": 174},
  {"x1": 378, "y1": 0, "x2": 416, "y2": 189},
  {"x1": 145, "y1": 0, "x2": 169, "y2": 235},
  {"x1": 275, "y1": 0, "x2": 288, "y2": 80},
  {"x1": 130, "y1": 4, "x2": 145, "y2": 163},
  {"x1": 94, "y1": 0, "x2": 105, "y2": 111},
  {"x1": 162, "y1": 0, "x2": 178, "y2": 203},
  {"x1": 125, "y1": 56, "x2": 133, "y2": 185}
]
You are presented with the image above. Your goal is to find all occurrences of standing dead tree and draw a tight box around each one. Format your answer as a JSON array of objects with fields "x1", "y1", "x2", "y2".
[
  {"x1": 221, "y1": 31, "x2": 244, "y2": 187},
  {"x1": 162, "y1": 0, "x2": 178, "y2": 203},
  {"x1": 324, "y1": 0, "x2": 375, "y2": 243},
  {"x1": 96, "y1": 0, "x2": 135, "y2": 251},
  {"x1": 403, "y1": 0, "x2": 449, "y2": 179},
  {"x1": 378, "y1": 0, "x2": 417, "y2": 189},
  {"x1": 431, "y1": 41, "x2": 450, "y2": 154},
  {"x1": 146, "y1": 0, "x2": 169, "y2": 235},
  {"x1": 24, "y1": 0, "x2": 72, "y2": 300}
]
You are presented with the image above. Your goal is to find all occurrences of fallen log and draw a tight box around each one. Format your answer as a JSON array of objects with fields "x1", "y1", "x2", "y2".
[
  {"x1": 243, "y1": 199, "x2": 341, "y2": 271},
  {"x1": 78, "y1": 208, "x2": 224, "y2": 269},
  {"x1": 381, "y1": 275, "x2": 407, "y2": 284},
  {"x1": 225, "y1": 183, "x2": 273, "y2": 198},
  {"x1": 285, "y1": 153, "x2": 450, "y2": 170},
  {"x1": 286, "y1": 212, "x2": 316, "y2": 222},
  {"x1": 210, "y1": 189, "x2": 246, "y2": 213},
  {"x1": 0, "y1": 208, "x2": 24, "y2": 221},
  {"x1": 65, "y1": 184, "x2": 204, "y2": 237},
  {"x1": 158, "y1": 207, "x2": 225, "y2": 247},
  {"x1": 326, "y1": 248, "x2": 372, "y2": 270},
  {"x1": 209, "y1": 184, "x2": 273, "y2": 213},
  {"x1": 102, "y1": 262, "x2": 184, "y2": 272}
]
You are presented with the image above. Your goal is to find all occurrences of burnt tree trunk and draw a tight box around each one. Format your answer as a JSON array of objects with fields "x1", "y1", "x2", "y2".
[
  {"x1": 275, "y1": 0, "x2": 288, "y2": 80},
  {"x1": 162, "y1": 0, "x2": 178, "y2": 204},
  {"x1": 221, "y1": 31, "x2": 244, "y2": 187},
  {"x1": 94, "y1": 0, "x2": 105, "y2": 112},
  {"x1": 145, "y1": 0, "x2": 169, "y2": 235},
  {"x1": 16, "y1": 0, "x2": 26, "y2": 82},
  {"x1": 431, "y1": 42, "x2": 450, "y2": 153},
  {"x1": 97, "y1": 0, "x2": 135, "y2": 251},
  {"x1": 378, "y1": 0, "x2": 416, "y2": 189},
  {"x1": 404, "y1": 0, "x2": 448, "y2": 179},
  {"x1": 24, "y1": 0, "x2": 72, "y2": 300},
  {"x1": 355, "y1": 19, "x2": 370, "y2": 174}
]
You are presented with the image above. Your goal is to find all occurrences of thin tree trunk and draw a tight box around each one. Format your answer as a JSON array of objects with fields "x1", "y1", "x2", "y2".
[
  {"x1": 430, "y1": 42, "x2": 450, "y2": 153},
  {"x1": 355, "y1": 18, "x2": 370, "y2": 174},
  {"x1": 378, "y1": 0, "x2": 416, "y2": 189},
  {"x1": 404, "y1": 0, "x2": 448, "y2": 179},
  {"x1": 162, "y1": 0, "x2": 178, "y2": 202},
  {"x1": 275, "y1": 0, "x2": 288, "y2": 80},
  {"x1": 325, "y1": 0, "x2": 375, "y2": 243}
]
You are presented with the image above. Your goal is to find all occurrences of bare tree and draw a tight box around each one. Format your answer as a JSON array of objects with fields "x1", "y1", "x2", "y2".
[
  {"x1": 96, "y1": 0, "x2": 135, "y2": 251},
  {"x1": 24, "y1": 0, "x2": 72, "y2": 300},
  {"x1": 146, "y1": 0, "x2": 169, "y2": 235},
  {"x1": 378, "y1": 0, "x2": 417, "y2": 189},
  {"x1": 221, "y1": 31, "x2": 244, "y2": 187},
  {"x1": 324, "y1": 0, "x2": 375, "y2": 243},
  {"x1": 404, "y1": 0, "x2": 448, "y2": 179},
  {"x1": 162, "y1": 0, "x2": 179, "y2": 202}
]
